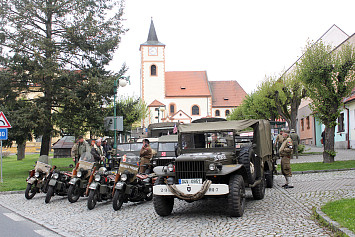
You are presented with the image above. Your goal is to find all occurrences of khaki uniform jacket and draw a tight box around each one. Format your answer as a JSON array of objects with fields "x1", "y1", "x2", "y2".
[
  {"x1": 71, "y1": 140, "x2": 91, "y2": 159},
  {"x1": 140, "y1": 145, "x2": 153, "y2": 160},
  {"x1": 279, "y1": 137, "x2": 293, "y2": 157},
  {"x1": 275, "y1": 134, "x2": 284, "y2": 146},
  {"x1": 289, "y1": 133, "x2": 300, "y2": 145},
  {"x1": 280, "y1": 137, "x2": 293, "y2": 177}
]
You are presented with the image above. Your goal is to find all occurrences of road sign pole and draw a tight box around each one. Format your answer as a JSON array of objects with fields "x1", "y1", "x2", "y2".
[{"x1": 1, "y1": 140, "x2": 3, "y2": 183}]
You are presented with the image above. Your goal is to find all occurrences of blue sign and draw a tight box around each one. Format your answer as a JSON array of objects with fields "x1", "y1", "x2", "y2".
[{"x1": 0, "y1": 128, "x2": 8, "y2": 140}]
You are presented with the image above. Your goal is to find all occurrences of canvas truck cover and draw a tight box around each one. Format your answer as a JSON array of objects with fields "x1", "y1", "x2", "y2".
[
  {"x1": 158, "y1": 135, "x2": 178, "y2": 143},
  {"x1": 178, "y1": 119, "x2": 272, "y2": 159}
]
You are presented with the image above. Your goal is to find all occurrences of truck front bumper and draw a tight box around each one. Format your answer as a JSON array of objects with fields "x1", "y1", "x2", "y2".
[{"x1": 153, "y1": 184, "x2": 229, "y2": 196}]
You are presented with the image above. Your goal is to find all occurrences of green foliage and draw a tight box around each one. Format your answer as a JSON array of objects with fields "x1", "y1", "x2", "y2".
[
  {"x1": 0, "y1": 0, "x2": 127, "y2": 155},
  {"x1": 322, "y1": 198, "x2": 355, "y2": 233},
  {"x1": 298, "y1": 144, "x2": 305, "y2": 154}
]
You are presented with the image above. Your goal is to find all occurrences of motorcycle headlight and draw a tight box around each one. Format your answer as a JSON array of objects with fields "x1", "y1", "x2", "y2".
[
  {"x1": 35, "y1": 172, "x2": 40, "y2": 178},
  {"x1": 77, "y1": 171, "x2": 82, "y2": 178},
  {"x1": 52, "y1": 173, "x2": 59, "y2": 179},
  {"x1": 168, "y1": 164, "x2": 174, "y2": 172},
  {"x1": 209, "y1": 163, "x2": 216, "y2": 171},
  {"x1": 121, "y1": 173, "x2": 128, "y2": 181},
  {"x1": 94, "y1": 174, "x2": 101, "y2": 182}
]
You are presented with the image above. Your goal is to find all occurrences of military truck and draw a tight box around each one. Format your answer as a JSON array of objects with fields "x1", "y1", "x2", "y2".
[
  {"x1": 152, "y1": 119, "x2": 275, "y2": 217},
  {"x1": 152, "y1": 135, "x2": 178, "y2": 167}
]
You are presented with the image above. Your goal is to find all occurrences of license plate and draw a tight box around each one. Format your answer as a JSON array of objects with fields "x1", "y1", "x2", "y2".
[{"x1": 178, "y1": 178, "x2": 202, "y2": 184}]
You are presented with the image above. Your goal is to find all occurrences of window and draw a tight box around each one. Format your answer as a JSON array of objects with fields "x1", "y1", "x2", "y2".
[
  {"x1": 150, "y1": 65, "x2": 157, "y2": 76},
  {"x1": 169, "y1": 103, "x2": 176, "y2": 116},
  {"x1": 306, "y1": 116, "x2": 310, "y2": 129},
  {"x1": 192, "y1": 105, "x2": 199, "y2": 115},
  {"x1": 215, "y1": 110, "x2": 220, "y2": 117},
  {"x1": 301, "y1": 118, "x2": 304, "y2": 131},
  {"x1": 338, "y1": 113, "x2": 345, "y2": 132},
  {"x1": 225, "y1": 110, "x2": 230, "y2": 116}
]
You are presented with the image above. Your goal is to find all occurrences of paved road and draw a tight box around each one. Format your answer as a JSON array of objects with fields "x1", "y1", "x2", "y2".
[
  {"x1": 0, "y1": 170, "x2": 354, "y2": 237},
  {"x1": 0, "y1": 204, "x2": 60, "y2": 237}
]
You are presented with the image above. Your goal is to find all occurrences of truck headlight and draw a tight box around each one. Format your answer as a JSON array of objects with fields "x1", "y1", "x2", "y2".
[
  {"x1": 121, "y1": 174, "x2": 128, "y2": 181},
  {"x1": 209, "y1": 163, "x2": 216, "y2": 171},
  {"x1": 94, "y1": 174, "x2": 101, "y2": 182},
  {"x1": 52, "y1": 173, "x2": 59, "y2": 179},
  {"x1": 152, "y1": 160, "x2": 157, "y2": 166}
]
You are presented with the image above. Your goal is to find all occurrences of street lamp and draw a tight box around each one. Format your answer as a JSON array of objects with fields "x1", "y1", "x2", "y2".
[{"x1": 113, "y1": 76, "x2": 129, "y2": 150}]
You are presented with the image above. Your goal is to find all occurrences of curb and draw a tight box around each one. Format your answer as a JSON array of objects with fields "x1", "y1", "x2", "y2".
[
  {"x1": 276, "y1": 168, "x2": 355, "y2": 175},
  {"x1": 314, "y1": 207, "x2": 355, "y2": 237},
  {"x1": 0, "y1": 190, "x2": 25, "y2": 195}
]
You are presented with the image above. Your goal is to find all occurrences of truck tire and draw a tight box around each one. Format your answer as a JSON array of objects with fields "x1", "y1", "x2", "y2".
[
  {"x1": 228, "y1": 174, "x2": 246, "y2": 217},
  {"x1": 251, "y1": 177, "x2": 265, "y2": 200},
  {"x1": 238, "y1": 146, "x2": 256, "y2": 184},
  {"x1": 153, "y1": 195, "x2": 174, "y2": 216},
  {"x1": 265, "y1": 170, "x2": 273, "y2": 188}
]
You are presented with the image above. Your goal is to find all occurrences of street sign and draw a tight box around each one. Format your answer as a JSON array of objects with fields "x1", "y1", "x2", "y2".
[
  {"x1": 0, "y1": 112, "x2": 11, "y2": 128},
  {"x1": 104, "y1": 116, "x2": 123, "y2": 131},
  {"x1": 0, "y1": 129, "x2": 7, "y2": 140}
]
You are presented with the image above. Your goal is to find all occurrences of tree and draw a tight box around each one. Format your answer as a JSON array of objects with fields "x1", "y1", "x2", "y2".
[
  {"x1": 269, "y1": 72, "x2": 307, "y2": 130},
  {"x1": 0, "y1": 0, "x2": 126, "y2": 156},
  {"x1": 297, "y1": 41, "x2": 355, "y2": 163}
]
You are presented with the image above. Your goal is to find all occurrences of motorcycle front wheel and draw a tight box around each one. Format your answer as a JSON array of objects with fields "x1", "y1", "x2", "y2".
[
  {"x1": 112, "y1": 190, "x2": 124, "y2": 211},
  {"x1": 45, "y1": 186, "x2": 55, "y2": 204},
  {"x1": 87, "y1": 189, "x2": 98, "y2": 210},
  {"x1": 25, "y1": 183, "x2": 38, "y2": 200},
  {"x1": 68, "y1": 183, "x2": 81, "y2": 203}
]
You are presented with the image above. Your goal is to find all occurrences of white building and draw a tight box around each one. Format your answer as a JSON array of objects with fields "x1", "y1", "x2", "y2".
[{"x1": 140, "y1": 20, "x2": 246, "y2": 127}]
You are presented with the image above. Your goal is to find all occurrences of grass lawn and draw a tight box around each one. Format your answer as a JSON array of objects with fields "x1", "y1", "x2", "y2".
[
  {"x1": 321, "y1": 198, "x2": 355, "y2": 233},
  {"x1": 277, "y1": 160, "x2": 355, "y2": 172},
  {"x1": 0, "y1": 154, "x2": 74, "y2": 192}
]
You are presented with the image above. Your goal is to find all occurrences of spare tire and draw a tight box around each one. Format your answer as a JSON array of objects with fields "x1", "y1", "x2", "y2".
[{"x1": 237, "y1": 145, "x2": 256, "y2": 184}]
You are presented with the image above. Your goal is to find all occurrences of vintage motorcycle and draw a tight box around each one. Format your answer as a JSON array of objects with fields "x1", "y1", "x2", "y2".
[
  {"x1": 25, "y1": 160, "x2": 53, "y2": 200},
  {"x1": 112, "y1": 160, "x2": 154, "y2": 211},
  {"x1": 87, "y1": 167, "x2": 116, "y2": 210},
  {"x1": 67, "y1": 152, "x2": 96, "y2": 203},
  {"x1": 45, "y1": 168, "x2": 72, "y2": 203}
]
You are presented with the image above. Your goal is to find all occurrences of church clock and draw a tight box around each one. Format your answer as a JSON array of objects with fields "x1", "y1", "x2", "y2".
[{"x1": 149, "y1": 46, "x2": 158, "y2": 56}]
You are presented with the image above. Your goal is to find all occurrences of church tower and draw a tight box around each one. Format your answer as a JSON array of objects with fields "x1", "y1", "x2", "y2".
[{"x1": 140, "y1": 19, "x2": 166, "y2": 125}]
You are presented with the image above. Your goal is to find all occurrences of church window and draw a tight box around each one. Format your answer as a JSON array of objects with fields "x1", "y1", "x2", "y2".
[
  {"x1": 225, "y1": 110, "x2": 230, "y2": 116},
  {"x1": 151, "y1": 65, "x2": 157, "y2": 76},
  {"x1": 192, "y1": 105, "x2": 200, "y2": 115},
  {"x1": 169, "y1": 103, "x2": 176, "y2": 116},
  {"x1": 215, "y1": 110, "x2": 220, "y2": 117}
]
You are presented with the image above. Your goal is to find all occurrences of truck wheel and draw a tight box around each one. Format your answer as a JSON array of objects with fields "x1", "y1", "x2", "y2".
[
  {"x1": 45, "y1": 186, "x2": 54, "y2": 204},
  {"x1": 228, "y1": 174, "x2": 246, "y2": 217},
  {"x1": 68, "y1": 183, "x2": 81, "y2": 203},
  {"x1": 265, "y1": 171, "x2": 273, "y2": 188},
  {"x1": 25, "y1": 183, "x2": 38, "y2": 200},
  {"x1": 154, "y1": 195, "x2": 174, "y2": 216},
  {"x1": 238, "y1": 146, "x2": 256, "y2": 184},
  {"x1": 251, "y1": 177, "x2": 265, "y2": 200}
]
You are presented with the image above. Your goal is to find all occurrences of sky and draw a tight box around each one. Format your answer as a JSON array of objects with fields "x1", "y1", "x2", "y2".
[{"x1": 107, "y1": 0, "x2": 355, "y2": 97}]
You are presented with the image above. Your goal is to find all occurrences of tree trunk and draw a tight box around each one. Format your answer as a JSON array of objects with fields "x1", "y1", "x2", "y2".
[
  {"x1": 290, "y1": 106, "x2": 298, "y2": 131},
  {"x1": 17, "y1": 142, "x2": 26, "y2": 160},
  {"x1": 323, "y1": 126, "x2": 335, "y2": 163},
  {"x1": 40, "y1": 124, "x2": 52, "y2": 156}
]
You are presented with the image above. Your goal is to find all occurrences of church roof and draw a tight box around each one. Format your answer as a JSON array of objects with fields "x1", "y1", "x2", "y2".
[
  {"x1": 209, "y1": 81, "x2": 247, "y2": 107},
  {"x1": 148, "y1": 99, "x2": 165, "y2": 107},
  {"x1": 141, "y1": 19, "x2": 165, "y2": 46},
  {"x1": 165, "y1": 71, "x2": 211, "y2": 97}
]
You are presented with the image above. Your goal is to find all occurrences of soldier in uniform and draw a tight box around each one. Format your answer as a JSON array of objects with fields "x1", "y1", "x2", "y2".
[
  {"x1": 289, "y1": 129, "x2": 300, "y2": 159},
  {"x1": 91, "y1": 139, "x2": 106, "y2": 168},
  {"x1": 279, "y1": 130, "x2": 294, "y2": 189},
  {"x1": 71, "y1": 136, "x2": 91, "y2": 164},
  {"x1": 274, "y1": 130, "x2": 284, "y2": 156},
  {"x1": 139, "y1": 139, "x2": 153, "y2": 173}
]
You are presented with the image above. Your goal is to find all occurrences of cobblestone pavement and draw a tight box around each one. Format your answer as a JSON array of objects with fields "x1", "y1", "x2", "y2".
[
  {"x1": 0, "y1": 170, "x2": 354, "y2": 237},
  {"x1": 292, "y1": 145, "x2": 355, "y2": 163}
]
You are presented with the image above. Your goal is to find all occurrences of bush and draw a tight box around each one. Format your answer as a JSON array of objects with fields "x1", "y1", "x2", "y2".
[{"x1": 298, "y1": 144, "x2": 305, "y2": 154}]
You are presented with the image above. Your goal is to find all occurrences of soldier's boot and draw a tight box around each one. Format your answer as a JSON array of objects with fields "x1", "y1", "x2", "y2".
[
  {"x1": 285, "y1": 177, "x2": 294, "y2": 189},
  {"x1": 282, "y1": 176, "x2": 288, "y2": 188}
]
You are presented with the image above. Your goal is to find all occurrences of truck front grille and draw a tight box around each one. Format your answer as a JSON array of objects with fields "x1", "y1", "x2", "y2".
[{"x1": 175, "y1": 161, "x2": 205, "y2": 182}]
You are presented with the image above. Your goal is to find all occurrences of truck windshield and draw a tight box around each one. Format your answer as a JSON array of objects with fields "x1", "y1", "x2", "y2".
[{"x1": 181, "y1": 132, "x2": 234, "y2": 149}]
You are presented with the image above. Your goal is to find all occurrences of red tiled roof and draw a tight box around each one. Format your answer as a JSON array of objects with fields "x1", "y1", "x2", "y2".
[
  {"x1": 209, "y1": 81, "x2": 247, "y2": 107},
  {"x1": 148, "y1": 99, "x2": 165, "y2": 107},
  {"x1": 344, "y1": 86, "x2": 355, "y2": 103},
  {"x1": 165, "y1": 71, "x2": 211, "y2": 97}
]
